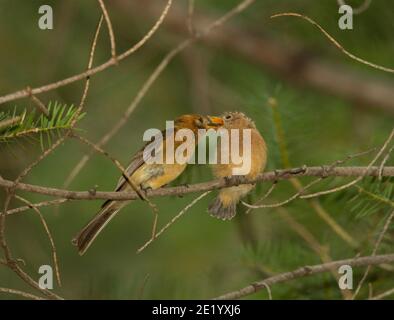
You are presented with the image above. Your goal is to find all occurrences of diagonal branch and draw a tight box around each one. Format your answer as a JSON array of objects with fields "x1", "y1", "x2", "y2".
[
  {"x1": 213, "y1": 253, "x2": 394, "y2": 300},
  {"x1": 0, "y1": 287, "x2": 45, "y2": 300},
  {"x1": 0, "y1": 0, "x2": 173, "y2": 106}
]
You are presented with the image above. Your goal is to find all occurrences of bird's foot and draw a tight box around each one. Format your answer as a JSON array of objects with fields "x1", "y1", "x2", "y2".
[
  {"x1": 177, "y1": 183, "x2": 190, "y2": 198},
  {"x1": 224, "y1": 175, "x2": 245, "y2": 186},
  {"x1": 139, "y1": 185, "x2": 152, "y2": 199}
]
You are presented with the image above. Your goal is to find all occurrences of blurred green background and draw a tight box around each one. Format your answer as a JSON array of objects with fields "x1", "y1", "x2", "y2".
[{"x1": 0, "y1": 0, "x2": 393, "y2": 299}]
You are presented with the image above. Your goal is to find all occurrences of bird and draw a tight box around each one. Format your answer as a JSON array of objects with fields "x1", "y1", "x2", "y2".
[
  {"x1": 72, "y1": 114, "x2": 224, "y2": 255},
  {"x1": 208, "y1": 111, "x2": 267, "y2": 220}
]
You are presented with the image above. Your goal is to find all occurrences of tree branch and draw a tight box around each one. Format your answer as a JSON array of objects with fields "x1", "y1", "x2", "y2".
[
  {"x1": 97, "y1": 0, "x2": 117, "y2": 59},
  {"x1": 0, "y1": 0, "x2": 173, "y2": 106},
  {"x1": 137, "y1": 1, "x2": 394, "y2": 114},
  {"x1": 1, "y1": 166, "x2": 393, "y2": 202},
  {"x1": 0, "y1": 287, "x2": 44, "y2": 300},
  {"x1": 214, "y1": 253, "x2": 394, "y2": 300}
]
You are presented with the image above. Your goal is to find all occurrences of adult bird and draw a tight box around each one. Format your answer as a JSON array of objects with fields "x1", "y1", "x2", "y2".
[
  {"x1": 73, "y1": 114, "x2": 224, "y2": 255},
  {"x1": 208, "y1": 111, "x2": 267, "y2": 220}
]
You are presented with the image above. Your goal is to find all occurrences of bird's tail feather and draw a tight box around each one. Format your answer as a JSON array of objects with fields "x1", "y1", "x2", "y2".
[
  {"x1": 208, "y1": 197, "x2": 236, "y2": 220},
  {"x1": 72, "y1": 200, "x2": 128, "y2": 255}
]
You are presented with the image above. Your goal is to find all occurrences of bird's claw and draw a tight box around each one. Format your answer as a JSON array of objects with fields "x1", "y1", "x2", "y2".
[
  {"x1": 320, "y1": 165, "x2": 330, "y2": 178},
  {"x1": 176, "y1": 183, "x2": 190, "y2": 198},
  {"x1": 139, "y1": 185, "x2": 152, "y2": 199},
  {"x1": 232, "y1": 175, "x2": 245, "y2": 186}
]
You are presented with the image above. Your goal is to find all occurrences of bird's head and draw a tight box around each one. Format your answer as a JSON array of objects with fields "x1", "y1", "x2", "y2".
[
  {"x1": 221, "y1": 111, "x2": 256, "y2": 129},
  {"x1": 174, "y1": 114, "x2": 224, "y2": 132}
]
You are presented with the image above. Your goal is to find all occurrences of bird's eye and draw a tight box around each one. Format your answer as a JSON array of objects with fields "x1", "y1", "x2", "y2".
[{"x1": 224, "y1": 114, "x2": 233, "y2": 120}]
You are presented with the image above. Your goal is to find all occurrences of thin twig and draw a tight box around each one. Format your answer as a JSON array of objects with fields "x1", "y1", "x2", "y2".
[
  {"x1": 369, "y1": 287, "x2": 394, "y2": 300},
  {"x1": 5, "y1": 199, "x2": 70, "y2": 216},
  {"x1": 0, "y1": 192, "x2": 63, "y2": 300},
  {"x1": 28, "y1": 90, "x2": 50, "y2": 117},
  {"x1": 354, "y1": 185, "x2": 394, "y2": 208},
  {"x1": 242, "y1": 148, "x2": 376, "y2": 211},
  {"x1": 301, "y1": 129, "x2": 394, "y2": 199},
  {"x1": 245, "y1": 182, "x2": 277, "y2": 214},
  {"x1": 139, "y1": 2, "x2": 394, "y2": 114},
  {"x1": 271, "y1": 13, "x2": 394, "y2": 74},
  {"x1": 378, "y1": 145, "x2": 393, "y2": 181},
  {"x1": 97, "y1": 0, "x2": 116, "y2": 59},
  {"x1": 352, "y1": 210, "x2": 394, "y2": 299},
  {"x1": 262, "y1": 283, "x2": 272, "y2": 300},
  {"x1": 0, "y1": 287, "x2": 44, "y2": 300},
  {"x1": 14, "y1": 195, "x2": 62, "y2": 288},
  {"x1": 242, "y1": 178, "x2": 321, "y2": 209},
  {"x1": 71, "y1": 133, "x2": 148, "y2": 202},
  {"x1": 12, "y1": 15, "x2": 104, "y2": 186},
  {"x1": 137, "y1": 191, "x2": 211, "y2": 253},
  {"x1": 213, "y1": 253, "x2": 394, "y2": 300},
  {"x1": 72, "y1": 133, "x2": 159, "y2": 225},
  {"x1": 0, "y1": 0, "x2": 173, "y2": 106}
]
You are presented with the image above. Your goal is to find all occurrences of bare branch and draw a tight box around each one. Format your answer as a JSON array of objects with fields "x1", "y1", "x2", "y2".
[
  {"x1": 352, "y1": 210, "x2": 394, "y2": 299},
  {"x1": 0, "y1": 0, "x2": 173, "y2": 106},
  {"x1": 369, "y1": 287, "x2": 394, "y2": 300},
  {"x1": 1, "y1": 166, "x2": 394, "y2": 202},
  {"x1": 137, "y1": 191, "x2": 211, "y2": 253},
  {"x1": 15, "y1": 195, "x2": 62, "y2": 288},
  {"x1": 6, "y1": 199, "x2": 70, "y2": 216},
  {"x1": 97, "y1": 0, "x2": 116, "y2": 59},
  {"x1": 271, "y1": 13, "x2": 394, "y2": 74},
  {"x1": 301, "y1": 129, "x2": 394, "y2": 199},
  {"x1": 214, "y1": 253, "x2": 394, "y2": 300},
  {"x1": 245, "y1": 182, "x2": 277, "y2": 214},
  {"x1": 0, "y1": 287, "x2": 44, "y2": 300},
  {"x1": 242, "y1": 178, "x2": 321, "y2": 209},
  {"x1": 71, "y1": 133, "x2": 159, "y2": 222},
  {"x1": 379, "y1": 145, "x2": 394, "y2": 181},
  {"x1": 0, "y1": 192, "x2": 63, "y2": 300},
  {"x1": 148, "y1": 3, "x2": 394, "y2": 114},
  {"x1": 27, "y1": 90, "x2": 50, "y2": 117},
  {"x1": 71, "y1": 133, "x2": 148, "y2": 202}
]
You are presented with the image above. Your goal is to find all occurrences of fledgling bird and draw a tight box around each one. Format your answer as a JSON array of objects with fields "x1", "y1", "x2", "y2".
[
  {"x1": 208, "y1": 111, "x2": 267, "y2": 220},
  {"x1": 73, "y1": 114, "x2": 224, "y2": 255}
]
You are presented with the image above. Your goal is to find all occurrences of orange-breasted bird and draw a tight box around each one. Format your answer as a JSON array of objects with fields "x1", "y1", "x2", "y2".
[
  {"x1": 208, "y1": 111, "x2": 267, "y2": 220},
  {"x1": 73, "y1": 114, "x2": 224, "y2": 255}
]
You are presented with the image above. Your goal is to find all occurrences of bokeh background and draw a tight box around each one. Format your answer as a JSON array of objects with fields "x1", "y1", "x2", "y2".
[{"x1": 0, "y1": 0, "x2": 393, "y2": 299}]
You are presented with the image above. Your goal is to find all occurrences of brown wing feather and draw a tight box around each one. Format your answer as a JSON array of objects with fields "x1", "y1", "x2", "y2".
[{"x1": 114, "y1": 128, "x2": 170, "y2": 192}]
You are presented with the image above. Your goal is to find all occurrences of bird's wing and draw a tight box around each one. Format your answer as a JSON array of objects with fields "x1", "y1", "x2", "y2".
[{"x1": 114, "y1": 128, "x2": 170, "y2": 192}]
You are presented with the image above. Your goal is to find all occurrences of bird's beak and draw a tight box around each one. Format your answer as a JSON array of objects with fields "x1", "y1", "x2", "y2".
[{"x1": 206, "y1": 116, "x2": 224, "y2": 128}]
